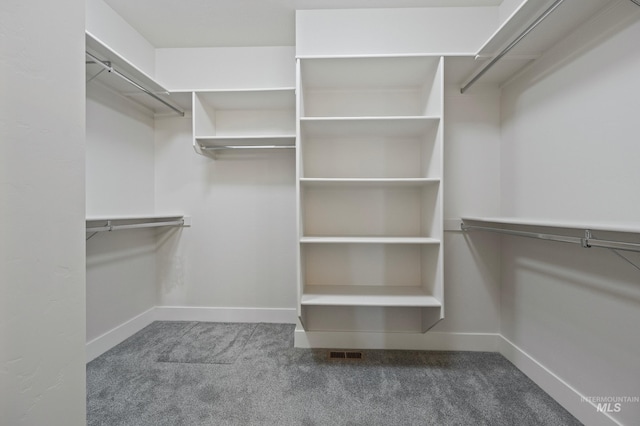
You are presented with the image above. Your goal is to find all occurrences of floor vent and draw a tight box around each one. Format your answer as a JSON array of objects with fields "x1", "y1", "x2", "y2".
[{"x1": 328, "y1": 351, "x2": 363, "y2": 360}]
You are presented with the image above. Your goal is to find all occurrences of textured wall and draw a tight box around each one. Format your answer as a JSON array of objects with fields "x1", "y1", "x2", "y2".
[{"x1": 0, "y1": 0, "x2": 87, "y2": 424}]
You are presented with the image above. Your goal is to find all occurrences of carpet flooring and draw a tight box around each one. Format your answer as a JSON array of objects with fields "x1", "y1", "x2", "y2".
[{"x1": 87, "y1": 321, "x2": 582, "y2": 425}]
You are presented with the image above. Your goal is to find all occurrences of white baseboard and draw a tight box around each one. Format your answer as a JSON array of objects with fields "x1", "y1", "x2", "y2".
[
  {"x1": 86, "y1": 307, "x2": 157, "y2": 363},
  {"x1": 498, "y1": 336, "x2": 621, "y2": 426},
  {"x1": 295, "y1": 328, "x2": 500, "y2": 351},
  {"x1": 154, "y1": 306, "x2": 298, "y2": 324}
]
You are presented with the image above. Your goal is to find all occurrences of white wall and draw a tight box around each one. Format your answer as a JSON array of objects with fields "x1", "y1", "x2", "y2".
[
  {"x1": 0, "y1": 0, "x2": 86, "y2": 424},
  {"x1": 296, "y1": 7, "x2": 498, "y2": 56},
  {"x1": 152, "y1": 47, "x2": 297, "y2": 313},
  {"x1": 156, "y1": 46, "x2": 296, "y2": 91},
  {"x1": 86, "y1": 83, "x2": 157, "y2": 343},
  {"x1": 154, "y1": 115, "x2": 297, "y2": 309},
  {"x1": 499, "y1": 2, "x2": 640, "y2": 424}
]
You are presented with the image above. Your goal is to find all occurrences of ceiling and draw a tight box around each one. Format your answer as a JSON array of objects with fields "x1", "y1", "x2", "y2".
[{"x1": 103, "y1": 0, "x2": 501, "y2": 48}]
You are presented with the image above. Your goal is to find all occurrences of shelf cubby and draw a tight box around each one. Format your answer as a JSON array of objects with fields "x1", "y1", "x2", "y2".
[
  {"x1": 300, "y1": 117, "x2": 441, "y2": 179},
  {"x1": 301, "y1": 182, "x2": 441, "y2": 238},
  {"x1": 300, "y1": 56, "x2": 442, "y2": 118},
  {"x1": 192, "y1": 88, "x2": 295, "y2": 156}
]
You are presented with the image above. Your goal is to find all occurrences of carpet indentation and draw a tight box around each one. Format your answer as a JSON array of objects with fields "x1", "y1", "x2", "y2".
[{"x1": 157, "y1": 322, "x2": 257, "y2": 364}]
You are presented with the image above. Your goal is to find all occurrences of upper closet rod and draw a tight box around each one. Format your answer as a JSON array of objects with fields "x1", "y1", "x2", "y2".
[
  {"x1": 460, "y1": 0, "x2": 566, "y2": 94},
  {"x1": 85, "y1": 51, "x2": 185, "y2": 117}
]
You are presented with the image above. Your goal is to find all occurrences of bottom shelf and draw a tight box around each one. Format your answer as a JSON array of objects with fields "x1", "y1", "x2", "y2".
[{"x1": 301, "y1": 285, "x2": 441, "y2": 308}]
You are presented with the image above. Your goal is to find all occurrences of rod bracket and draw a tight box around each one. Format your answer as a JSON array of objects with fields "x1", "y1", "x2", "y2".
[{"x1": 582, "y1": 229, "x2": 592, "y2": 248}]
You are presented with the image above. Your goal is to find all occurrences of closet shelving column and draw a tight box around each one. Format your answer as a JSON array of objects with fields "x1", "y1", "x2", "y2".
[
  {"x1": 192, "y1": 88, "x2": 296, "y2": 157},
  {"x1": 296, "y1": 56, "x2": 444, "y2": 333}
]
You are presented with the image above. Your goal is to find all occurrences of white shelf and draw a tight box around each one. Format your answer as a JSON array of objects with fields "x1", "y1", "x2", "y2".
[
  {"x1": 300, "y1": 178, "x2": 439, "y2": 187},
  {"x1": 461, "y1": 216, "x2": 640, "y2": 235},
  {"x1": 196, "y1": 135, "x2": 295, "y2": 146},
  {"x1": 300, "y1": 236, "x2": 440, "y2": 244},
  {"x1": 85, "y1": 33, "x2": 190, "y2": 115},
  {"x1": 86, "y1": 214, "x2": 185, "y2": 222},
  {"x1": 301, "y1": 285, "x2": 442, "y2": 308},
  {"x1": 459, "y1": 0, "x2": 616, "y2": 90},
  {"x1": 300, "y1": 116, "x2": 440, "y2": 136}
]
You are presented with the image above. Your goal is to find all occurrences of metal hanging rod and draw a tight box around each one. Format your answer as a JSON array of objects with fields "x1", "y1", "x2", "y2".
[
  {"x1": 461, "y1": 223, "x2": 640, "y2": 254},
  {"x1": 201, "y1": 145, "x2": 295, "y2": 151},
  {"x1": 460, "y1": 0, "x2": 566, "y2": 94},
  {"x1": 85, "y1": 51, "x2": 185, "y2": 117},
  {"x1": 86, "y1": 219, "x2": 185, "y2": 234}
]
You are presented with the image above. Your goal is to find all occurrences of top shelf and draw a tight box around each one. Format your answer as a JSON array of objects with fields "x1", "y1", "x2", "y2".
[
  {"x1": 458, "y1": 0, "x2": 617, "y2": 90},
  {"x1": 461, "y1": 216, "x2": 640, "y2": 235},
  {"x1": 85, "y1": 32, "x2": 190, "y2": 115}
]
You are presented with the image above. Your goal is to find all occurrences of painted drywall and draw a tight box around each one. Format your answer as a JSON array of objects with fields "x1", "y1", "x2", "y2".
[
  {"x1": 154, "y1": 114, "x2": 297, "y2": 309},
  {"x1": 86, "y1": 82, "x2": 157, "y2": 342},
  {"x1": 295, "y1": 7, "x2": 498, "y2": 56},
  {"x1": 156, "y1": 46, "x2": 296, "y2": 91},
  {"x1": 0, "y1": 0, "x2": 86, "y2": 424},
  {"x1": 499, "y1": 2, "x2": 640, "y2": 424}
]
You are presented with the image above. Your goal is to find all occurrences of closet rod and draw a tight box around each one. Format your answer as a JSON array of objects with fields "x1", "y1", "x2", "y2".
[
  {"x1": 460, "y1": 0, "x2": 566, "y2": 94},
  {"x1": 85, "y1": 51, "x2": 185, "y2": 117},
  {"x1": 461, "y1": 223, "x2": 640, "y2": 253},
  {"x1": 201, "y1": 145, "x2": 295, "y2": 151},
  {"x1": 86, "y1": 219, "x2": 185, "y2": 233}
]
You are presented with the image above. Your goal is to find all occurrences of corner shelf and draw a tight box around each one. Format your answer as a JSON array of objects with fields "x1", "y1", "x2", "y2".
[
  {"x1": 192, "y1": 88, "x2": 296, "y2": 157},
  {"x1": 86, "y1": 214, "x2": 189, "y2": 239},
  {"x1": 85, "y1": 32, "x2": 190, "y2": 115},
  {"x1": 458, "y1": 0, "x2": 618, "y2": 90}
]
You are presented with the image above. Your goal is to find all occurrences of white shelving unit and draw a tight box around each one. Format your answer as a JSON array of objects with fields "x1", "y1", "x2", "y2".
[
  {"x1": 296, "y1": 55, "x2": 444, "y2": 333},
  {"x1": 192, "y1": 88, "x2": 296, "y2": 157}
]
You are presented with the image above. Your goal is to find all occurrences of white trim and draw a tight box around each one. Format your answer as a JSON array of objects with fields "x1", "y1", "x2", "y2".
[
  {"x1": 155, "y1": 306, "x2": 298, "y2": 324},
  {"x1": 86, "y1": 307, "x2": 157, "y2": 363},
  {"x1": 294, "y1": 328, "x2": 500, "y2": 351},
  {"x1": 498, "y1": 336, "x2": 622, "y2": 426}
]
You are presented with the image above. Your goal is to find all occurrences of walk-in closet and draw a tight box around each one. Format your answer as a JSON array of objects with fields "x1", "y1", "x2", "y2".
[{"x1": 3, "y1": 0, "x2": 640, "y2": 425}]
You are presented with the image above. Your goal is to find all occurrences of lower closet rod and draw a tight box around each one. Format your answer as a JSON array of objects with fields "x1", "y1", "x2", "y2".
[
  {"x1": 86, "y1": 219, "x2": 185, "y2": 233},
  {"x1": 461, "y1": 224, "x2": 640, "y2": 253}
]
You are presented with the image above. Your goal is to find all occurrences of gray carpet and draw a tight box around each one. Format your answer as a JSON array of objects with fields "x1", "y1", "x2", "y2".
[{"x1": 87, "y1": 321, "x2": 582, "y2": 426}]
